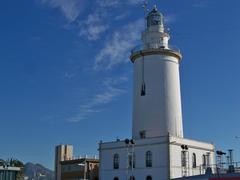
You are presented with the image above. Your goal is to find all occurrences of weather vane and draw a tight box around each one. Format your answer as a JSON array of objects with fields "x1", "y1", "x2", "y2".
[{"x1": 142, "y1": 0, "x2": 149, "y2": 17}]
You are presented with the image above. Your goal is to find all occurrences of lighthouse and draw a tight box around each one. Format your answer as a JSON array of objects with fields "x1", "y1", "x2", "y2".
[
  {"x1": 131, "y1": 5, "x2": 183, "y2": 139},
  {"x1": 99, "y1": 5, "x2": 215, "y2": 180}
]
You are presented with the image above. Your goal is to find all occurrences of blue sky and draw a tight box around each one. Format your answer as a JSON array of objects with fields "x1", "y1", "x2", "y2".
[{"x1": 1, "y1": 0, "x2": 240, "y2": 169}]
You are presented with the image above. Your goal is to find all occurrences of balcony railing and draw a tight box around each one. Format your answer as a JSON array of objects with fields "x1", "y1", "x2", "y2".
[{"x1": 131, "y1": 43, "x2": 181, "y2": 55}]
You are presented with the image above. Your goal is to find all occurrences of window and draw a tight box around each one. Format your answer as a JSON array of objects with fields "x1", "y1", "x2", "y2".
[
  {"x1": 113, "y1": 154, "x2": 119, "y2": 169},
  {"x1": 202, "y1": 154, "x2": 206, "y2": 167},
  {"x1": 128, "y1": 152, "x2": 135, "y2": 169},
  {"x1": 192, "y1": 153, "x2": 196, "y2": 168},
  {"x1": 140, "y1": 131, "x2": 146, "y2": 139},
  {"x1": 146, "y1": 176, "x2": 152, "y2": 180},
  {"x1": 181, "y1": 151, "x2": 187, "y2": 167},
  {"x1": 146, "y1": 151, "x2": 152, "y2": 167},
  {"x1": 206, "y1": 152, "x2": 210, "y2": 166},
  {"x1": 129, "y1": 176, "x2": 135, "y2": 180},
  {"x1": 114, "y1": 177, "x2": 119, "y2": 180}
]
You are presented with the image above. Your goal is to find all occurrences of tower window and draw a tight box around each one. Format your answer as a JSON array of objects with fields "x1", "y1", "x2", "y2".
[
  {"x1": 141, "y1": 83, "x2": 146, "y2": 96},
  {"x1": 113, "y1": 154, "x2": 119, "y2": 169},
  {"x1": 192, "y1": 153, "x2": 197, "y2": 168},
  {"x1": 140, "y1": 131, "x2": 146, "y2": 139},
  {"x1": 129, "y1": 176, "x2": 135, "y2": 180},
  {"x1": 146, "y1": 151, "x2": 152, "y2": 167},
  {"x1": 146, "y1": 175, "x2": 152, "y2": 180}
]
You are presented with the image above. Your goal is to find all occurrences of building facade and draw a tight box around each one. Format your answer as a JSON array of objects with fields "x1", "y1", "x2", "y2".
[
  {"x1": 0, "y1": 166, "x2": 20, "y2": 180},
  {"x1": 61, "y1": 158, "x2": 99, "y2": 180},
  {"x1": 99, "y1": 5, "x2": 215, "y2": 180},
  {"x1": 55, "y1": 145, "x2": 73, "y2": 180}
]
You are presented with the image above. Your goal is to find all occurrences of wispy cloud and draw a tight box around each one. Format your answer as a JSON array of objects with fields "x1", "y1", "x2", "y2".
[
  {"x1": 67, "y1": 77, "x2": 127, "y2": 122},
  {"x1": 94, "y1": 19, "x2": 144, "y2": 70},
  {"x1": 40, "y1": 0, "x2": 86, "y2": 22},
  {"x1": 77, "y1": 1, "x2": 112, "y2": 40},
  {"x1": 128, "y1": 0, "x2": 144, "y2": 5},
  {"x1": 114, "y1": 12, "x2": 129, "y2": 21},
  {"x1": 165, "y1": 14, "x2": 177, "y2": 24},
  {"x1": 97, "y1": 0, "x2": 143, "y2": 7},
  {"x1": 78, "y1": 0, "x2": 143, "y2": 40},
  {"x1": 64, "y1": 72, "x2": 76, "y2": 79},
  {"x1": 192, "y1": 1, "x2": 208, "y2": 8},
  {"x1": 97, "y1": 0, "x2": 120, "y2": 8},
  {"x1": 39, "y1": 0, "x2": 144, "y2": 123},
  {"x1": 78, "y1": 10, "x2": 109, "y2": 40},
  {"x1": 40, "y1": 0, "x2": 143, "y2": 40}
]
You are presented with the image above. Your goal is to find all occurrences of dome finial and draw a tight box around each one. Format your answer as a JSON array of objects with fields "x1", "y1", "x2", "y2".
[{"x1": 153, "y1": 4, "x2": 157, "y2": 11}]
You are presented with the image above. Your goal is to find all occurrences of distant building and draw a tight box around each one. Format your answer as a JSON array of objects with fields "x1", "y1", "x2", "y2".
[
  {"x1": 61, "y1": 158, "x2": 99, "y2": 180},
  {"x1": 55, "y1": 145, "x2": 73, "y2": 180},
  {"x1": 0, "y1": 165, "x2": 20, "y2": 180},
  {"x1": 54, "y1": 144, "x2": 99, "y2": 180}
]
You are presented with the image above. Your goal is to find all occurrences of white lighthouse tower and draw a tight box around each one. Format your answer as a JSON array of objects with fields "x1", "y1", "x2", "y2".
[
  {"x1": 99, "y1": 5, "x2": 215, "y2": 180},
  {"x1": 131, "y1": 5, "x2": 183, "y2": 139}
]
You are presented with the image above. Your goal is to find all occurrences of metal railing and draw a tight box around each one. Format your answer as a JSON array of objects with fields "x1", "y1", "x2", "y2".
[
  {"x1": 131, "y1": 43, "x2": 181, "y2": 54},
  {"x1": 179, "y1": 162, "x2": 240, "y2": 177}
]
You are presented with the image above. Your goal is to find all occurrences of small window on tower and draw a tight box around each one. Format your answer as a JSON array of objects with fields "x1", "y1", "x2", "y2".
[
  {"x1": 146, "y1": 176, "x2": 152, "y2": 180},
  {"x1": 129, "y1": 176, "x2": 135, "y2": 180},
  {"x1": 141, "y1": 83, "x2": 146, "y2": 96},
  {"x1": 140, "y1": 131, "x2": 146, "y2": 139}
]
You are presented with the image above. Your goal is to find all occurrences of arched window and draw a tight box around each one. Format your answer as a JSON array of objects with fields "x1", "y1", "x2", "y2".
[
  {"x1": 146, "y1": 175, "x2": 152, "y2": 180},
  {"x1": 128, "y1": 152, "x2": 135, "y2": 169},
  {"x1": 146, "y1": 151, "x2": 152, "y2": 167},
  {"x1": 113, "y1": 154, "x2": 119, "y2": 169},
  {"x1": 202, "y1": 154, "x2": 206, "y2": 167},
  {"x1": 192, "y1": 153, "x2": 197, "y2": 168},
  {"x1": 114, "y1": 177, "x2": 119, "y2": 180}
]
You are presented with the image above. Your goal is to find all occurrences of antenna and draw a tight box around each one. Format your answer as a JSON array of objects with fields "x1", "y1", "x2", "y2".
[{"x1": 142, "y1": 0, "x2": 149, "y2": 28}]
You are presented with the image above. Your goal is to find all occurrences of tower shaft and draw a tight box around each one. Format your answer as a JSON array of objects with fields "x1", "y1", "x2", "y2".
[{"x1": 130, "y1": 6, "x2": 183, "y2": 139}]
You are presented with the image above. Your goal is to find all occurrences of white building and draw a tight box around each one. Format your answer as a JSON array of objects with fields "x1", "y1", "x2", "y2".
[{"x1": 99, "y1": 5, "x2": 215, "y2": 180}]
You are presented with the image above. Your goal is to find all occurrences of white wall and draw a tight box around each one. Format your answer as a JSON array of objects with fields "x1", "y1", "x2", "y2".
[
  {"x1": 100, "y1": 137, "x2": 169, "y2": 180},
  {"x1": 132, "y1": 54, "x2": 183, "y2": 139},
  {"x1": 99, "y1": 136, "x2": 215, "y2": 180},
  {"x1": 170, "y1": 137, "x2": 215, "y2": 179}
]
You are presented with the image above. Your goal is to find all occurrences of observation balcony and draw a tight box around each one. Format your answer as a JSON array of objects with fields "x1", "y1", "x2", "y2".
[{"x1": 130, "y1": 43, "x2": 182, "y2": 62}]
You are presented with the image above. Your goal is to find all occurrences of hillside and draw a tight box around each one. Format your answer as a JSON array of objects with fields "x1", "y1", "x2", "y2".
[{"x1": 24, "y1": 162, "x2": 54, "y2": 180}]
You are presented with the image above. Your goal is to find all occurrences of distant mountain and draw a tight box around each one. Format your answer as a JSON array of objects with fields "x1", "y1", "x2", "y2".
[{"x1": 24, "y1": 162, "x2": 54, "y2": 180}]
